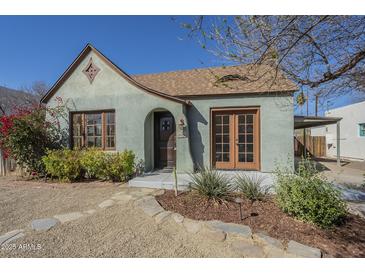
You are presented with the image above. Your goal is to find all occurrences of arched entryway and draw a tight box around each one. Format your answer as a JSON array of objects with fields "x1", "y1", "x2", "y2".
[{"x1": 144, "y1": 109, "x2": 176, "y2": 172}]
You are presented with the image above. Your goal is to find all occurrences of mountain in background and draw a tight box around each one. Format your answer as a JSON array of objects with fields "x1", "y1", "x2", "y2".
[{"x1": 0, "y1": 86, "x2": 39, "y2": 116}]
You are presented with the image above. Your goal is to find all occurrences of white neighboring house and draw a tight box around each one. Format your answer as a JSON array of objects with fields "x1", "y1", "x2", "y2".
[{"x1": 311, "y1": 100, "x2": 365, "y2": 161}]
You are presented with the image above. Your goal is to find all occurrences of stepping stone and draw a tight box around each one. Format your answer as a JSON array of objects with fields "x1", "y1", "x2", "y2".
[
  {"x1": 111, "y1": 194, "x2": 132, "y2": 202},
  {"x1": 183, "y1": 219, "x2": 202, "y2": 234},
  {"x1": 154, "y1": 211, "x2": 172, "y2": 224},
  {"x1": 0, "y1": 229, "x2": 25, "y2": 245},
  {"x1": 98, "y1": 199, "x2": 115, "y2": 208},
  {"x1": 31, "y1": 218, "x2": 59, "y2": 231},
  {"x1": 286, "y1": 240, "x2": 322, "y2": 258},
  {"x1": 171, "y1": 213, "x2": 184, "y2": 224},
  {"x1": 253, "y1": 232, "x2": 284, "y2": 250},
  {"x1": 84, "y1": 209, "x2": 97, "y2": 215},
  {"x1": 54, "y1": 212, "x2": 84, "y2": 223},
  {"x1": 200, "y1": 226, "x2": 226, "y2": 242},
  {"x1": 231, "y1": 240, "x2": 266, "y2": 258},
  {"x1": 137, "y1": 196, "x2": 164, "y2": 217},
  {"x1": 207, "y1": 220, "x2": 252, "y2": 240}
]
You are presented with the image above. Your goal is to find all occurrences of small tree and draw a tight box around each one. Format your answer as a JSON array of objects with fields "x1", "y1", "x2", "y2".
[{"x1": 0, "y1": 101, "x2": 67, "y2": 176}]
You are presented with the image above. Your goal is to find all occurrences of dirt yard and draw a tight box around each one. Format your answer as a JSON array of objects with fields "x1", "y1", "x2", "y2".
[{"x1": 0, "y1": 177, "x2": 237, "y2": 258}]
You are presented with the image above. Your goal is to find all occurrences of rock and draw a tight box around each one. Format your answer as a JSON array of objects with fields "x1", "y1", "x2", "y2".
[
  {"x1": 140, "y1": 188, "x2": 157, "y2": 194},
  {"x1": 111, "y1": 194, "x2": 133, "y2": 202},
  {"x1": 0, "y1": 229, "x2": 25, "y2": 245},
  {"x1": 154, "y1": 211, "x2": 172, "y2": 224},
  {"x1": 137, "y1": 196, "x2": 164, "y2": 217},
  {"x1": 286, "y1": 240, "x2": 322, "y2": 258},
  {"x1": 98, "y1": 199, "x2": 115, "y2": 208},
  {"x1": 253, "y1": 232, "x2": 284, "y2": 250},
  {"x1": 84, "y1": 209, "x2": 97, "y2": 215},
  {"x1": 54, "y1": 212, "x2": 84, "y2": 223},
  {"x1": 264, "y1": 246, "x2": 288, "y2": 258},
  {"x1": 231, "y1": 240, "x2": 266, "y2": 258},
  {"x1": 171, "y1": 213, "x2": 184, "y2": 224},
  {"x1": 183, "y1": 218, "x2": 202, "y2": 234},
  {"x1": 153, "y1": 189, "x2": 165, "y2": 196},
  {"x1": 207, "y1": 220, "x2": 252, "y2": 240},
  {"x1": 200, "y1": 226, "x2": 226, "y2": 242},
  {"x1": 31, "y1": 218, "x2": 59, "y2": 231}
]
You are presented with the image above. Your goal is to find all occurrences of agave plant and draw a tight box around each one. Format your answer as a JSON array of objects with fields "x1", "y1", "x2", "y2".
[
  {"x1": 234, "y1": 173, "x2": 271, "y2": 201},
  {"x1": 188, "y1": 168, "x2": 234, "y2": 201}
]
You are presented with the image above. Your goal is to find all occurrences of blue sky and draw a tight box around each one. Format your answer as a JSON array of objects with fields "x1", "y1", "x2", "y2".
[
  {"x1": 0, "y1": 15, "x2": 362, "y2": 115},
  {"x1": 0, "y1": 16, "x2": 216, "y2": 89}
]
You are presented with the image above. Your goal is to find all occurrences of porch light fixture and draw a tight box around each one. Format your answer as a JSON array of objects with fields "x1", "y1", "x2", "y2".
[{"x1": 178, "y1": 118, "x2": 185, "y2": 130}]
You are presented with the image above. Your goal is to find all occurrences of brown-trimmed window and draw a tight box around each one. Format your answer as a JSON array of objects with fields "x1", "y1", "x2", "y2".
[{"x1": 71, "y1": 111, "x2": 115, "y2": 150}]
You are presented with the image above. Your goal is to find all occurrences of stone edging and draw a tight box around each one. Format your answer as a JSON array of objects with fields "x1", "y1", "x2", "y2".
[
  {"x1": 134, "y1": 191, "x2": 323, "y2": 258},
  {"x1": 0, "y1": 186, "x2": 322, "y2": 258}
]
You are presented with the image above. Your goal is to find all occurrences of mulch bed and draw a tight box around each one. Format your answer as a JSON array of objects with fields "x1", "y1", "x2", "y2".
[{"x1": 156, "y1": 190, "x2": 365, "y2": 258}]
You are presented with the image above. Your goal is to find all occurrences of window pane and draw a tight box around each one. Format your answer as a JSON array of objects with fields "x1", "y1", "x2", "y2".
[
  {"x1": 246, "y1": 114, "x2": 253, "y2": 123},
  {"x1": 222, "y1": 153, "x2": 230, "y2": 162},
  {"x1": 223, "y1": 144, "x2": 229, "y2": 152},
  {"x1": 106, "y1": 137, "x2": 115, "y2": 148},
  {"x1": 216, "y1": 153, "x2": 222, "y2": 162},
  {"x1": 223, "y1": 115, "x2": 229, "y2": 124},
  {"x1": 107, "y1": 125, "x2": 115, "y2": 136},
  {"x1": 106, "y1": 112, "x2": 115, "y2": 124},
  {"x1": 95, "y1": 125, "x2": 102, "y2": 136},
  {"x1": 360, "y1": 124, "x2": 365, "y2": 137},
  {"x1": 247, "y1": 153, "x2": 254, "y2": 162},
  {"x1": 215, "y1": 115, "x2": 222, "y2": 124},
  {"x1": 247, "y1": 124, "x2": 253, "y2": 133}
]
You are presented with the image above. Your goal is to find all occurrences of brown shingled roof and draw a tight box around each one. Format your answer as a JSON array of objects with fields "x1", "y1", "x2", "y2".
[{"x1": 132, "y1": 64, "x2": 298, "y2": 97}]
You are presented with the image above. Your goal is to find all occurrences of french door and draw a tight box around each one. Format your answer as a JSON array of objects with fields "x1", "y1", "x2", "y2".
[{"x1": 212, "y1": 108, "x2": 260, "y2": 170}]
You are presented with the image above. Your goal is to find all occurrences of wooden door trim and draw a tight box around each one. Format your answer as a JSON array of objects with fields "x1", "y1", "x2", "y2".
[{"x1": 210, "y1": 107, "x2": 261, "y2": 171}]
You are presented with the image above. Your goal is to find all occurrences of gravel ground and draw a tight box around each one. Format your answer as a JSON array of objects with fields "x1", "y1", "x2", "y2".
[
  {"x1": 0, "y1": 177, "x2": 120, "y2": 234},
  {"x1": 0, "y1": 178, "x2": 237, "y2": 258}
]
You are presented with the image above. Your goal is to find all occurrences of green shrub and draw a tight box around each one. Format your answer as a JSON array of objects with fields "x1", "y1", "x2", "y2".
[
  {"x1": 234, "y1": 173, "x2": 270, "y2": 201},
  {"x1": 42, "y1": 148, "x2": 136, "y2": 182},
  {"x1": 80, "y1": 148, "x2": 107, "y2": 179},
  {"x1": 188, "y1": 168, "x2": 233, "y2": 201},
  {"x1": 104, "y1": 150, "x2": 136, "y2": 182},
  {"x1": 275, "y1": 158, "x2": 347, "y2": 228},
  {"x1": 42, "y1": 149, "x2": 82, "y2": 182}
]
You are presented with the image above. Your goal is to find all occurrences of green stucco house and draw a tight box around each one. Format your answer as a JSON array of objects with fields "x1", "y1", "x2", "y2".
[{"x1": 41, "y1": 44, "x2": 297, "y2": 179}]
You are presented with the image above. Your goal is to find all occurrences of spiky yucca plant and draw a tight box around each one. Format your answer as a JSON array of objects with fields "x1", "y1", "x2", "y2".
[
  {"x1": 234, "y1": 173, "x2": 270, "y2": 201},
  {"x1": 188, "y1": 168, "x2": 233, "y2": 201}
]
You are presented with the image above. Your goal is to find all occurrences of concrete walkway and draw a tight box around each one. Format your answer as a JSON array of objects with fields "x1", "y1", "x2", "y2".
[{"x1": 129, "y1": 170, "x2": 275, "y2": 190}]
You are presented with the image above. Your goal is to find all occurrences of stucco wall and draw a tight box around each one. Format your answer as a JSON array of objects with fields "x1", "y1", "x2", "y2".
[
  {"x1": 46, "y1": 51, "x2": 193, "y2": 172},
  {"x1": 325, "y1": 101, "x2": 365, "y2": 160},
  {"x1": 47, "y1": 50, "x2": 294, "y2": 173},
  {"x1": 186, "y1": 94, "x2": 294, "y2": 172}
]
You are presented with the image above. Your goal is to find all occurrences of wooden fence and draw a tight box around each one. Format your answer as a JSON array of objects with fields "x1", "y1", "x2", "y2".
[
  {"x1": 294, "y1": 136, "x2": 326, "y2": 158},
  {"x1": 0, "y1": 150, "x2": 17, "y2": 176}
]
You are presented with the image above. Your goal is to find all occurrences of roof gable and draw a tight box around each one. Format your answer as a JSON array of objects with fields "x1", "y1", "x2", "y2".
[{"x1": 40, "y1": 44, "x2": 189, "y2": 105}]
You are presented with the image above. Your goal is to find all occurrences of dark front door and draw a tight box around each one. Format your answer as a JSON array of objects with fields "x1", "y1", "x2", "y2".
[{"x1": 154, "y1": 112, "x2": 176, "y2": 169}]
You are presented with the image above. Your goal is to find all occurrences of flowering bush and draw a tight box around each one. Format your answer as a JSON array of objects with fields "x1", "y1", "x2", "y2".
[{"x1": 0, "y1": 102, "x2": 67, "y2": 176}]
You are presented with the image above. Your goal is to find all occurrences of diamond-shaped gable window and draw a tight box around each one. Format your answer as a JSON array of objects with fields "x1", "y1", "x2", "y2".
[{"x1": 82, "y1": 58, "x2": 100, "y2": 83}]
